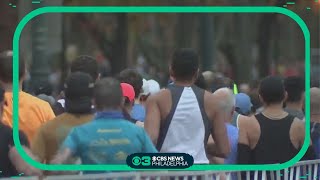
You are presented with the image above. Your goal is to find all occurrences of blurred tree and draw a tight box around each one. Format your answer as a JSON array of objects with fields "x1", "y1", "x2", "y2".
[
  {"x1": 0, "y1": 0, "x2": 18, "y2": 52},
  {"x1": 62, "y1": 0, "x2": 317, "y2": 82},
  {"x1": 256, "y1": 0, "x2": 280, "y2": 78},
  {"x1": 69, "y1": 13, "x2": 127, "y2": 75}
]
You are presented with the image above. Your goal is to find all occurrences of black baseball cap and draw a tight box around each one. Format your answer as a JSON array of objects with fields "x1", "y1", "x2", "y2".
[
  {"x1": 64, "y1": 72, "x2": 95, "y2": 113},
  {"x1": 64, "y1": 72, "x2": 94, "y2": 100}
]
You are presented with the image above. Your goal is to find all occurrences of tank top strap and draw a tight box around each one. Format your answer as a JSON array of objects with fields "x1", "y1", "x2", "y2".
[
  {"x1": 190, "y1": 85, "x2": 212, "y2": 145},
  {"x1": 256, "y1": 112, "x2": 294, "y2": 121},
  {"x1": 156, "y1": 84, "x2": 184, "y2": 151}
]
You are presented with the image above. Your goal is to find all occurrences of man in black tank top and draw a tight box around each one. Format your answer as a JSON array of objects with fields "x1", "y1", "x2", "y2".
[
  {"x1": 237, "y1": 76, "x2": 315, "y2": 178},
  {"x1": 238, "y1": 76, "x2": 314, "y2": 163}
]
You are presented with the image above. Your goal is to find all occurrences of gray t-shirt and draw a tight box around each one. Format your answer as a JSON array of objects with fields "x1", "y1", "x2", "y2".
[{"x1": 284, "y1": 108, "x2": 305, "y2": 120}]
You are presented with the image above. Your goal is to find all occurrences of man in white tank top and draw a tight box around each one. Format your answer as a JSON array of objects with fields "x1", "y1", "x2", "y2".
[{"x1": 144, "y1": 48, "x2": 230, "y2": 164}]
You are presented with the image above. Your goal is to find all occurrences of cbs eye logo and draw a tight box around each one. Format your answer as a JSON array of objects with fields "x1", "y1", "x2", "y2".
[
  {"x1": 132, "y1": 156, "x2": 141, "y2": 166},
  {"x1": 131, "y1": 156, "x2": 151, "y2": 166}
]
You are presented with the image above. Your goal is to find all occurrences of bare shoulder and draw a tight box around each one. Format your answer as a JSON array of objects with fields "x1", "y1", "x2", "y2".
[
  {"x1": 204, "y1": 90, "x2": 222, "y2": 107},
  {"x1": 238, "y1": 115, "x2": 254, "y2": 130},
  {"x1": 290, "y1": 117, "x2": 305, "y2": 134},
  {"x1": 148, "y1": 89, "x2": 169, "y2": 102},
  {"x1": 238, "y1": 114, "x2": 261, "y2": 148},
  {"x1": 289, "y1": 117, "x2": 306, "y2": 148},
  {"x1": 203, "y1": 91, "x2": 218, "y2": 117},
  {"x1": 238, "y1": 115, "x2": 260, "y2": 135}
]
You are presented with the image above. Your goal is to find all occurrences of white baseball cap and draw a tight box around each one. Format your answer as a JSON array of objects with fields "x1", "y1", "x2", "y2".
[{"x1": 141, "y1": 79, "x2": 160, "y2": 95}]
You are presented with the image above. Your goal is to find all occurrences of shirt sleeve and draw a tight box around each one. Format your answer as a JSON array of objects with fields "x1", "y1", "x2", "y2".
[
  {"x1": 61, "y1": 128, "x2": 79, "y2": 156},
  {"x1": 141, "y1": 128, "x2": 158, "y2": 153},
  {"x1": 44, "y1": 102, "x2": 56, "y2": 122}
]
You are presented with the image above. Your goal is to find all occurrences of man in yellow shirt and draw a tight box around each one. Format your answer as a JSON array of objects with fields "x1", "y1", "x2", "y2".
[
  {"x1": 0, "y1": 50, "x2": 55, "y2": 142},
  {"x1": 31, "y1": 72, "x2": 95, "y2": 164}
]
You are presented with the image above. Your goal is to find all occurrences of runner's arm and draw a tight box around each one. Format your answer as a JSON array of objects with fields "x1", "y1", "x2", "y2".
[
  {"x1": 144, "y1": 95, "x2": 161, "y2": 145},
  {"x1": 208, "y1": 93, "x2": 230, "y2": 158},
  {"x1": 50, "y1": 148, "x2": 73, "y2": 165},
  {"x1": 297, "y1": 120, "x2": 316, "y2": 160},
  {"x1": 9, "y1": 146, "x2": 43, "y2": 176},
  {"x1": 9, "y1": 131, "x2": 43, "y2": 176},
  {"x1": 50, "y1": 128, "x2": 78, "y2": 165},
  {"x1": 206, "y1": 135, "x2": 226, "y2": 164},
  {"x1": 141, "y1": 128, "x2": 158, "y2": 153}
]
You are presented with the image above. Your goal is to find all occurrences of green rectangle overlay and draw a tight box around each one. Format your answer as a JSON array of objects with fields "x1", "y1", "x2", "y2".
[{"x1": 13, "y1": 6, "x2": 310, "y2": 171}]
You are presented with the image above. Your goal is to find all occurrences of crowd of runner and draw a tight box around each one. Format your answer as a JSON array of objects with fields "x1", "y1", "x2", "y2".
[{"x1": 0, "y1": 48, "x2": 319, "y2": 178}]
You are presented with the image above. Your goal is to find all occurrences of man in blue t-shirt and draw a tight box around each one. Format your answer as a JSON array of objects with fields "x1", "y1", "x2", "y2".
[{"x1": 51, "y1": 78, "x2": 157, "y2": 166}]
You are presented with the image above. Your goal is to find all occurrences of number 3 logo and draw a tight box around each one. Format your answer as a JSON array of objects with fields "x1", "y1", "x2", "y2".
[{"x1": 141, "y1": 156, "x2": 151, "y2": 166}]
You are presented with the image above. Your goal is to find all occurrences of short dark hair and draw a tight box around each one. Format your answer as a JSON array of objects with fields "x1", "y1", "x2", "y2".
[
  {"x1": 70, "y1": 55, "x2": 99, "y2": 80},
  {"x1": 118, "y1": 69, "x2": 143, "y2": 98},
  {"x1": 94, "y1": 78, "x2": 122, "y2": 110},
  {"x1": 0, "y1": 50, "x2": 25, "y2": 83},
  {"x1": 284, "y1": 76, "x2": 305, "y2": 103},
  {"x1": 259, "y1": 76, "x2": 285, "y2": 105},
  {"x1": 34, "y1": 81, "x2": 53, "y2": 96},
  {"x1": 212, "y1": 77, "x2": 234, "y2": 93},
  {"x1": 170, "y1": 48, "x2": 199, "y2": 81}
]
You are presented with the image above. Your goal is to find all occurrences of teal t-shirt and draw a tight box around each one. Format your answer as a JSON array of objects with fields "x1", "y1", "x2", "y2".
[{"x1": 62, "y1": 111, "x2": 157, "y2": 165}]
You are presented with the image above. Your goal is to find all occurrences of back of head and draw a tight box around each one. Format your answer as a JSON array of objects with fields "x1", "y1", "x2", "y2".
[
  {"x1": 259, "y1": 76, "x2": 285, "y2": 105},
  {"x1": 310, "y1": 87, "x2": 320, "y2": 115},
  {"x1": 202, "y1": 71, "x2": 214, "y2": 82},
  {"x1": 34, "y1": 81, "x2": 53, "y2": 96},
  {"x1": 194, "y1": 73, "x2": 207, "y2": 90},
  {"x1": 284, "y1": 76, "x2": 305, "y2": 103},
  {"x1": 239, "y1": 83, "x2": 250, "y2": 94},
  {"x1": 202, "y1": 71, "x2": 215, "y2": 89},
  {"x1": 94, "y1": 77, "x2": 122, "y2": 111},
  {"x1": 212, "y1": 76, "x2": 234, "y2": 93},
  {"x1": 118, "y1": 69, "x2": 143, "y2": 98},
  {"x1": 0, "y1": 50, "x2": 25, "y2": 83},
  {"x1": 213, "y1": 87, "x2": 235, "y2": 114},
  {"x1": 64, "y1": 72, "x2": 95, "y2": 113},
  {"x1": 170, "y1": 48, "x2": 199, "y2": 82},
  {"x1": 70, "y1": 55, "x2": 99, "y2": 80}
]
